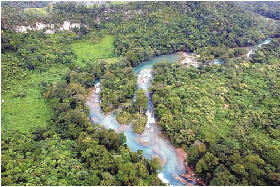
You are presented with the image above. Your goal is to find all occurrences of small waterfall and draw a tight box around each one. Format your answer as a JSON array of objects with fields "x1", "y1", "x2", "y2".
[
  {"x1": 86, "y1": 38, "x2": 274, "y2": 185},
  {"x1": 86, "y1": 54, "x2": 188, "y2": 185}
]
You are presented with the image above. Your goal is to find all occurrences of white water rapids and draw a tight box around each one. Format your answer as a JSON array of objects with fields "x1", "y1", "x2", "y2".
[{"x1": 85, "y1": 38, "x2": 274, "y2": 185}]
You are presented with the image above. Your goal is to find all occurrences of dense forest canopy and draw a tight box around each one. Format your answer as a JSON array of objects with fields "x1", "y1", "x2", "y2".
[
  {"x1": 1, "y1": 1, "x2": 51, "y2": 8},
  {"x1": 1, "y1": 1, "x2": 280, "y2": 186},
  {"x1": 47, "y1": 1, "x2": 278, "y2": 66},
  {"x1": 151, "y1": 39, "x2": 280, "y2": 185},
  {"x1": 234, "y1": 1, "x2": 280, "y2": 20},
  {"x1": 2, "y1": 64, "x2": 163, "y2": 185}
]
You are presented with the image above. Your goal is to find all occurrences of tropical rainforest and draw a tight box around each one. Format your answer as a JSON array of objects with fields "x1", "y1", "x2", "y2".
[
  {"x1": 1, "y1": 1, "x2": 280, "y2": 186},
  {"x1": 151, "y1": 38, "x2": 280, "y2": 185}
]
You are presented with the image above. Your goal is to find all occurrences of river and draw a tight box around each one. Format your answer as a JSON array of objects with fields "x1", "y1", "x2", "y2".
[
  {"x1": 246, "y1": 38, "x2": 272, "y2": 58},
  {"x1": 85, "y1": 38, "x2": 273, "y2": 186},
  {"x1": 86, "y1": 53, "x2": 189, "y2": 185},
  {"x1": 211, "y1": 38, "x2": 273, "y2": 64}
]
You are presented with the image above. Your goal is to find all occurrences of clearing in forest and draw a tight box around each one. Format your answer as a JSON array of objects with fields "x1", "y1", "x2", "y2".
[
  {"x1": 1, "y1": 64, "x2": 69, "y2": 133},
  {"x1": 71, "y1": 35, "x2": 117, "y2": 66}
]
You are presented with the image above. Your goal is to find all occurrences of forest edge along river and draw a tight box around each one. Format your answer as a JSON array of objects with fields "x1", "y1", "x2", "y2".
[
  {"x1": 86, "y1": 53, "x2": 190, "y2": 186},
  {"x1": 86, "y1": 38, "x2": 273, "y2": 186}
]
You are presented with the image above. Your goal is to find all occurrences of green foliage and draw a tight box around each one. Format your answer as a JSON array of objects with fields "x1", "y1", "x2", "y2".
[
  {"x1": 132, "y1": 113, "x2": 147, "y2": 134},
  {"x1": 151, "y1": 39, "x2": 280, "y2": 185},
  {"x1": 2, "y1": 66, "x2": 163, "y2": 186},
  {"x1": 71, "y1": 35, "x2": 116, "y2": 67},
  {"x1": 196, "y1": 46, "x2": 248, "y2": 63},
  {"x1": 100, "y1": 60, "x2": 136, "y2": 113},
  {"x1": 116, "y1": 111, "x2": 132, "y2": 125},
  {"x1": 135, "y1": 89, "x2": 148, "y2": 114},
  {"x1": 44, "y1": 68, "x2": 162, "y2": 185},
  {"x1": 2, "y1": 1, "x2": 280, "y2": 185},
  {"x1": 1, "y1": 32, "x2": 73, "y2": 133},
  {"x1": 1, "y1": 2, "x2": 50, "y2": 31},
  {"x1": 1, "y1": 64, "x2": 70, "y2": 133},
  {"x1": 5, "y1": 1, "x2": 276, "y2": 66},
  {"x1": 210, "y1": 165, "x2": 237, "y2": 185},
  {"x1": 99, "y1": 63, "x2": 148, "y2": 134},
  {"x1": 109, "y1": 2, "x2": 276, "y2": 66},
  {"x1": 234, "y1": 2, "x2": 280, "y2": 20},
  {"x1": 24, "y1": 7, "x2": 48, "y2": 17},
  {"x1": 116, "y1": 111, "x2": 147, "y2": 134},
  {"x1": 2, "y1": 32, "x2": 76, "y2": 71},
  {"x1": 1, "y1": 129, "x2": 96, "y2": 186}
]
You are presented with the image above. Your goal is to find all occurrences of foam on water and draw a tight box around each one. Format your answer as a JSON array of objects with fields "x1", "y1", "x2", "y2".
[
  {"x1": 211, "y1": 58, "x2": 223, "y2": 65},
  {"x1": 247, "y1": 38, "x2": 272, "y2": 58},
  {"x1": 86, "y1": 38, "x2": 273, "y2": 185},
  {"x1": 86, "y1": 54, "x2": 187, "y2": 185},
  {"x1": 158, "y1": 173, "x2": 170, "y2": 184},
  {"x1": 258, "y1": 38, "x2": 272, "y2": 47}
]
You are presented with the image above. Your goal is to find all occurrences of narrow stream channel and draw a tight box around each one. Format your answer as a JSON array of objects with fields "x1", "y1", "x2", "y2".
[{"x1": 246, "y1": 38, "x2": 272, "y2": 58}]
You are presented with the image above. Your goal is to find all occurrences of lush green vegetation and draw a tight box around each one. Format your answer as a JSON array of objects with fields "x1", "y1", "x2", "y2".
[
  {"x1": 100, "y1": 61, "x2": 136, "y2": 113},
  {"x1": 1, "y1": 14, "x2": 162, "y2": 186},
  {"x1": 93, "y1": 58, "x2": 148, "y2": 134},
  {"x1": 2, "y1": 1, "x2": 50, "y2": 8},
  {"x1": 24, "y1": 7, "x2": 49, "y2": 17},
  {"x1": 1, "y1": 2, "x2": 51, "y2": 29},
  {"x1": 47, "y1": 1, "x2": 277, "y2": 66},
  {"x1": 151, "y1": 39, "x2": 280, "y2": 185},
  {"x1": 2, "y1": 2, "x2": 278, "y2": 65},
  {"x1": 196, "y1": 46, "x2": 248, "y2": 63},
  {"x1": 71, "y1": 35, "x2": 116, "y2": 67},
  {"x1": 2, "y1": 1, "x2": 280, "y2": 186},
  {"x1": 2, "y1": 67, "x2": 163, "y2": 185},
  {"x1": 1, "y1": 32, "x2": 74, "y2": 133},
  {"x1": 116, "y1": 88, "x2": 148, "y2": 134},
  {"x1": 109, "y1": 2, "x2": 276, "y2": 66},
  {"x1": 1, "y1": 66, "x2": 58, "y2": 132},
  {"x1": 235, "y1": 2, "x2": 280, "y2": 20}
]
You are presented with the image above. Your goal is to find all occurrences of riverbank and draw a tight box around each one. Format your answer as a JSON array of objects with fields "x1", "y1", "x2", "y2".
[
  {"x1": 178, "y1": 37, "x2": 275, "y2": 66},
  {"x1": 180, "y1": 163, "x2": 207, "y2": 186},
  {"x1": 85, "y1": 37, "x2": 275, "y2": 185},
  {"x1": 178, "y1": 52, "x2": 201, "y2": 67},
  {"x1": 87, "y1": 56, "x2": 189, "y2": 185}
]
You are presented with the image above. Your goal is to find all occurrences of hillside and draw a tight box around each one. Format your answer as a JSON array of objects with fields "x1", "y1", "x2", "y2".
[{"x1": 234, "y1": 1, "x2": 280, "y2": 20}]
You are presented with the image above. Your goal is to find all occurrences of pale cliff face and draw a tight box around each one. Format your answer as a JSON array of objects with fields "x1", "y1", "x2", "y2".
[{"x1": 14, "y1": 21, "x2": 83, "y2": 34}]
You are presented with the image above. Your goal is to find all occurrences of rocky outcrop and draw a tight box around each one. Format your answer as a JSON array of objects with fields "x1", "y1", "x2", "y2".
[{"x1": 180, "y1": 162, "x2": 207, "y2": 186}]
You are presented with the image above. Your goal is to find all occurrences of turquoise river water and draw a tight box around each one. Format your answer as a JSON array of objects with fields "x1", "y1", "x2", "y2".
[{"x1": 86, "y1": 38, "x2": 272, "y2": 186}]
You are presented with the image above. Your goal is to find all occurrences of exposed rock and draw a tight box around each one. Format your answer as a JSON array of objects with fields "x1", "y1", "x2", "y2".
[
  {"x1": 14, "y1": 21, "x2": 87, "y2": 34},
  {"x1": 176, "y1": 147, "x2": 187, "y2": 171},
  {"x1": 172, "y1": 173, "x2": 188, "y2": 185},
  {"x1": 116, "y1": 124, "x2": 131, "y2": 132},
  {"x1": 178, "y1": 52, "x2": 201, "y2": 67}
]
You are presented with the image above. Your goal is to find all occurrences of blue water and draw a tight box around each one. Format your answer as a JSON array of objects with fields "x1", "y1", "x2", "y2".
[
  {"x1": 86, "y1": 53, "x2": 187, "y2": 186},
  {"x1": 257, "y1": 38, "x2": 272, "y2": 47},
  {"x1": 212, "y1": 38, "x2": 273, "y2": 63},
  {"x1": 247, "y1": 38, "x2": 272, "y2": 58},
  {"x1": 134, "y1": 53, "x2": 182, "y2": 74},
  {"x1": 86, "y1": 38, "x2": 272, "y2": 185},
  {"x1": 212, "y1": 58, "x2": 223, "y2": 65}
]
